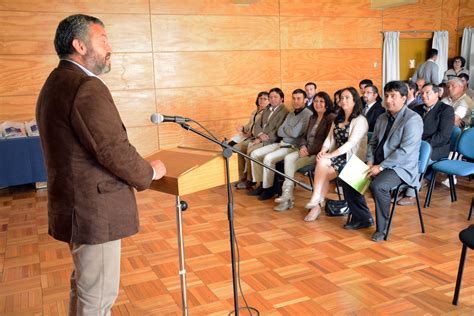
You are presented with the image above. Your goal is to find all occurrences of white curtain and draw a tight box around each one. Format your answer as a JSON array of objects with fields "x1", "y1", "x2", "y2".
[
  {"x1": 382, "y1": 32, "x2": 400, "y2": 88},
  {"x1": 461, "y1": 27, "x2": 474, "y2": 87},
  {"x1": 432, "y1": 31, "x2": 449, "y2": 85}
]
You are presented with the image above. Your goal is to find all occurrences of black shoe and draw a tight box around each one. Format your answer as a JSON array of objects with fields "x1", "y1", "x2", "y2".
[
  {"x1": 371, "y1": 231, "x2": 386, "y2": 242},
  {"x1": 247, "y1": 186, "x2": 264, "y2": 196},
  {"x1": 343, "y1": 218, "x2": 374, "y2": 230},
  {"x1": 258, "y1": 188, "x2": 276, "y2": 200}
]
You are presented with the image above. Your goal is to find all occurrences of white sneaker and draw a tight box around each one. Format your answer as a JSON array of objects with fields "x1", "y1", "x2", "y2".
[{"x1": 441, "y1": 177, "x2": 457, "y2": 188}]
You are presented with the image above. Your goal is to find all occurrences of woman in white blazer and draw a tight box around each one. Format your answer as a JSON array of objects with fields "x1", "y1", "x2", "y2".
[{"x1": 304, "y1": 87, "x2": 368, "y2": 221}]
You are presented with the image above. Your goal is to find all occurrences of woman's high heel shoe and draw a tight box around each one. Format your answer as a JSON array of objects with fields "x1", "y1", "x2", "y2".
[
  {"x1": 304, "y1": 198, "x2": 325, "y2": 210},
  {"x1": 304, "y1": 205, "x2": 322, "y2": 222}
]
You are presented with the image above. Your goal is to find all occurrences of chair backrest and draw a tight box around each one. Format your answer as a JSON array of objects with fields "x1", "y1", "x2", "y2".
[
  {"x1": 449, "y1": 126, "x2": 462, "y2": 152},
  {"x1": 458, "y1": 128, "x2": 474, "y2": 159},
  {"x1": 418, "y1": 140, "x2": 432, "y2": 175}
]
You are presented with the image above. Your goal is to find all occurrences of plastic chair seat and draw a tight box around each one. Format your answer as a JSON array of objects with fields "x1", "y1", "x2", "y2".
[
  {"x1": 460, "y1": 224, "x2": 474, "y2": 249},
  {"x1": 432, "y1": 160, "x2": 474, "y2": 177}
]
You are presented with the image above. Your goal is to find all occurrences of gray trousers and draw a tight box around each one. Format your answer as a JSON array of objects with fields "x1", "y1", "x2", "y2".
[
  {"x1": 370, "y1": 169, "x2": 403, "y2": 233},
  {"x1": 69, "y1": 239, "x2": 121, "y2": 316}
]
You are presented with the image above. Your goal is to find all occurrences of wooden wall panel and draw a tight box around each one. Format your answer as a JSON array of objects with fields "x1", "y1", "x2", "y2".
[
  {"x1": 99, "y1": 15, "x2": 152, "y2": 53},
  {"x1": 0, "y1": 96, "x2": 37, "y2": 122},
  {"x1": 112, "y1": 90, "x2": 156, "y2": 127},
  {"x1": 155, "y1": 83, "x2": 280, "y2": 122},
  {"x1": 0, "y1": 0, "x2": 150, "y2": 14},
  {"x1": 158, "y1": 118, "x2": 245, "y2": 151},
  {"x1": 382, "y1": 0, "x2": 442, "y2": 19},
  {"x1": 458, "y1": 16, "x2": 474, "y2": 30},
  {"x1": 0, "y1": 12, "x2": 151, "y2": 55},
  {"x1": 154, "y1": 51, "x2": 280, "y2": 89},
  {"x1": 152, "y1": 15, "x2": 279, "y2": 52},
  {"x1": 280, "y1": 0, "x2": 382, "y2": 17},
  {"x1": 382, "y1": 18, "x2": 441, "y2": 31},
  {"x1": 127, "y1": 126, "x2": 160, "y2": 156},
  {"x1": 0, "y1": 12, "x2": 58, "y2": 55},
  {"x1": 102, "y1": 53, "x2": 155, "y2": 91},
  {"x1": 150, "y1": 0, "x2": 279, "y2": 15},
  {"x1": 459, "y1": 0, "x2": 474, "y2": 17},
  {"x1": 0, "y1": 55, "x2": 57, "y2": 97},
  {"x1": 281, "y1": 49, "x2": 381, "y2": 83},
  {"x1": 442, "y1": 0, "x2": 460, "y2": 19},
  {"x1": 280, "y1": 17, "x2": 382, "y2": 49}
]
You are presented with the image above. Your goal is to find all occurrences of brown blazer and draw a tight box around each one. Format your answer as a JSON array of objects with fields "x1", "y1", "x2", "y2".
[
  {"x1": 300, "y1": 113, "x2": 336, "y2": 155},
  {"x1": 252, "y1": 104, "x2": 289, "y2": 146},
  {"x1": 36, "y1": 61, "x2": 153, "y2": 245}
]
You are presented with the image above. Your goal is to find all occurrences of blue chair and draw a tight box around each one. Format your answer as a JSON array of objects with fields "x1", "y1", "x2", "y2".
[
  {"x1": 452, "y1": 224, "x2": 474, "y2": 305},
  {"x1": 384, "y1": 141, "x2": 432, "y2": 240},
  {"x1": 425, "y1": 128, "x2": 474, "y2": 208}
]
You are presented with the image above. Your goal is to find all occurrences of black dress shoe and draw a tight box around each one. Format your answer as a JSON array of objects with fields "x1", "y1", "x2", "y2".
[
  {"x1": 258, "y1": 188, "x2": 276, "y2": 200},
  {"x1": 371, "y1": 231, "x2": 386, "y2": 242},
  {"x1": 343, "y1": 218, "x2": 374, "y2": 230},
  {"x1": 247, "y1": 186, "x2": 264, "y2": 196}
]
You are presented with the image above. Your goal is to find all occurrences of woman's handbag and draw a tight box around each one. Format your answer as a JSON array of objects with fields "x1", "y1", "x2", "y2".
[{"x1": 325, "y1": 199, "x2": 349, "y2": 216}]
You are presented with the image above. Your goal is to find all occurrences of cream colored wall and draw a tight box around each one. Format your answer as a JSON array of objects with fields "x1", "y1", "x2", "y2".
[{"x1": 0, "y1": 0, "x2": 467, "y2": 155}]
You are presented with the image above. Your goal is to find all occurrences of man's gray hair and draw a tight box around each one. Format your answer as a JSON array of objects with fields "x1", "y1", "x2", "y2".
[
  {"x1": 54, "y1": 14, "x2": 104, "y2": 59},
  {"x1": 448, "y1": 77, "x2": 464, "y2": 87}
]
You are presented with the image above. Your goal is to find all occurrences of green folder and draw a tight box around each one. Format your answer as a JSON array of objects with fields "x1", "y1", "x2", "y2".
[{"x1": 338, "y1": 154, "x2": 371, "y2": 194}]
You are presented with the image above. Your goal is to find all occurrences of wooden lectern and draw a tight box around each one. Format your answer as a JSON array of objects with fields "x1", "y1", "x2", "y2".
[{"x1": 146, "y1": 147, "x2": 238, "y2": 315}]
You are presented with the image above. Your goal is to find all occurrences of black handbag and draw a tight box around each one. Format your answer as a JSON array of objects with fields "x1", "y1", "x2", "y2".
[{"x1": 325, "y1": 199, "x2": 349, "y2": 216}]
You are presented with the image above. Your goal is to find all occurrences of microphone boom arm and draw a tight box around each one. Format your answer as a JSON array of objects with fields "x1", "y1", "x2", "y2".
[{"x1": 179, "y1": 122, "x2": 312, "y2": 191}]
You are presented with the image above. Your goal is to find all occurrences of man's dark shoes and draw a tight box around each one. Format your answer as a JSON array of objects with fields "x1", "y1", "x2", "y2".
[
  {"x1": 371, "y1": 231, "x2": 386, "y2": 242},
  {"x1": 258, "y1": 188, "x2": 276, "y2": 200},
  {"x1": 344, "y1": 218, "x2": 374, "y2": 230},
  {"x1": 247, "y1": 185, "x2": 264, "y2": 196}
]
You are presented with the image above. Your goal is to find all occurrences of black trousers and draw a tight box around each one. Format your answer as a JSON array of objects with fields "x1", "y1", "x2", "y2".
[
  {"x1": 341, "y1": 169, "x2": 403, "y2": 232},
  {"x1": 369, "y1": 169, "x2": 403, "y2": 232},
  {"x1": 340, "y1": 179, "x2": 372, "y2": 224}
]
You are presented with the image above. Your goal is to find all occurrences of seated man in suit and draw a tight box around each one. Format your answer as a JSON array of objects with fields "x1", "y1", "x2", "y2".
[
  {"x1": 362, "y1": 84, "x2": 385, "y2": 132},
  {"x1": 397, "y1": 83, "x2": 455, "y2": 206},
  {"x1": 246, "y1": 87, "x2": 289, "y2": 193},
  {"x1": 342, "y1": 81, "x2": 423, "y2": 241},
  {"x1": 305, "y1": 82, "x2": 317, "y2": 110},
  {"x1": 249, "y1": 89, "x2": 312, "y2": 200}
]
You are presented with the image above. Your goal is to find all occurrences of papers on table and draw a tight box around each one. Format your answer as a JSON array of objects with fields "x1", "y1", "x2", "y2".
[{"x1": 338, "y1": 154, "x2": 371, "y2": 194}]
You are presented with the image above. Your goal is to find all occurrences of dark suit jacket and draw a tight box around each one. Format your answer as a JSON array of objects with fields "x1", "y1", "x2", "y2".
[
  {"x1": 36, "y1": 60, "x2": 153, "y2": 244},
  {"x1": 300, "y1": 113, "x2": 336, "y2": 155},
  {"x1": 364, "y1": 101, "x2": 385, "y2": 132},
  {"x1": 412, "y1": 101, "x2": 455, "y2": 161}
]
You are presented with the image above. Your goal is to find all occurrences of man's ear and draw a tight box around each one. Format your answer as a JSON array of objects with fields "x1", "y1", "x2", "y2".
[{"x1": 72, "y1": 39, "x2": 87, "y2": 56}]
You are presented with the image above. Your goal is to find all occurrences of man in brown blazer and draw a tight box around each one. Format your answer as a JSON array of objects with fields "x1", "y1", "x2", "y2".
[{"x1": 36, "y1": 14, "x2": 166, "y2": 315}]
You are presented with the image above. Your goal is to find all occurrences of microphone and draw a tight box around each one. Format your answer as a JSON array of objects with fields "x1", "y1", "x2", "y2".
[{"x1": 150, "y1": 113, "x2": 190, "y2": 124}]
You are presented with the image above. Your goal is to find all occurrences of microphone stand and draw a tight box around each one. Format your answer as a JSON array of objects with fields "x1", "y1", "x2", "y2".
[{"x1": 177, "y1": 122, "x2": 311, "y2": 315}]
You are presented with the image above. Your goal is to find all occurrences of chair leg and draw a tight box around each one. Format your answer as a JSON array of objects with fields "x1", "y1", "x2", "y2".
[
  {"x1": 414, "y1": 188, "x2": 425, "y2": 233},
  {"x1": 452, "y1": 244, "x2": 468, "y2": 305},
  {"x1": 384, "y1": 187, "x2": 399, "y2": 241},
  {"x1": 449, "y1": 175, "x2": 457, "y2": 202},
  {"x1": 424, "y1": 171, "x2": 437, "y2": 208},
  {"x1": 468, "y1": 197, "x2": 473, "y2": 221},
  {"x1": 308, "y1": 171, "x2": 314, "y2": 192},
  {"x1": 335, "y1": 178, "x2": 342, "y2": 200}
]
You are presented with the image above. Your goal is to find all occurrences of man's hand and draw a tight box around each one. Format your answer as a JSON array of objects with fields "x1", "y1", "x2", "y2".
[
  {"x1": 151, "y1": 160, "x2": 166, "y2": 180},
  {"x1": 259, "y1": 133, "x2": 270, "y2": 141},
  {"x1": 299, "y1": 146, "x2": 309, "y2": 157},
  {"x1": 367, "y1": 165, "x2": 382, "y2": 178}
]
